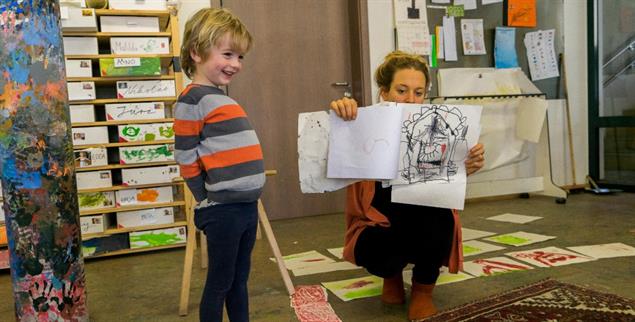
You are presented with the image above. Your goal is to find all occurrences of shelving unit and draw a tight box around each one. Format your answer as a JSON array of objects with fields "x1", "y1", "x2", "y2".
[{"x1": 63, "y1": 8, "x2": 191, "y2": 259}]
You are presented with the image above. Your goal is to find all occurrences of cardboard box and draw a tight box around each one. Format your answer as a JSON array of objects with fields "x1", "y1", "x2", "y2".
[
  {"x1": 72, "y1": 126, "x2": 109, "y2": 145},
  {"x1": 63, "y1": 37, "x2": 98, "y2": 55},
  {"x1": 76, "y1": 170, "x2": 112, "y2": 190},
  {"x1": 80, "y1": 215, "x2": 107, "y2": 234},
  {"x1": 116, "y1": 186, "x2": 173, "y2": 206},
  {"x1": 129, "y1": 226, "x2": 186, "y2": 249},
  {"x1": 67, "y1": 81, "x2": 96, "y2": 101},
  {"x1": 118, "y1": 122, "x2": 173, "y2": 142},
  {"x1": 99, "y1": 57, "x2": 161, "y2": 77},
  {"x1": 61, "y1": 7, "x2": 98, "y2": 31},
  {"x1": 74, "y1": 147, "x2": 108, "y2": 168},
  {"x1": 100, "y1": 16, "x2": 160, "y2": 32},
  {"x1": 110, "y1": 37, "x2": 170, "y2": 55},
  {"x1": 78, "y1": 191, "x2": 115, "y2": 210},
  {"x1": 82, "y1": 233, "x2": 129, "y2": 257},
  {"x1": 105, "y1": 102, "x2": 166, "y2": 121},
  {"x1": 108, "y1": 0, "x2": 167, "y2": 10},
  {"x1": 121, "y1": 165, "x2": 179, "y2": 186},
  {"x1": 119, "y1": 144, "x2": 174, "y2": 164},
  {"x1": 70, "y1": 104, "x2": 95, "y2": 123},
  {"x1": 65, "y1": 59, "x2": 93, "y2": 78},
  {"x1": 116, "y1": 80, "x2": 175, "y2": 99},
  {"x1": 116, "y1": 207, "x2": 175, "y2": 228}
]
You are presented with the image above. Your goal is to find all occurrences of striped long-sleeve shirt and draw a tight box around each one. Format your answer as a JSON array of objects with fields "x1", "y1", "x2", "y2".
[{"x1": 174, "y1": 84, "x2": 265, "y2": 204}]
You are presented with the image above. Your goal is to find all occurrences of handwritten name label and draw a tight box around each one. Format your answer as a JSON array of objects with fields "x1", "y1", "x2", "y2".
[
  {"x1": 114, "y1": 57, "x2": 141, "y2": 68},
  {"x1": 116, "y1": 80, "x2": 176, "y2": 98},
  {"x1": 110, "y1": 37, "x2": 170, "y2": 54}
]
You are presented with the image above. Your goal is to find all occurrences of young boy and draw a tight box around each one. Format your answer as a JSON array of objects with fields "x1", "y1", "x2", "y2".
[{"x1": 175, "y1": 8, "x2": 265, "y2": 322}]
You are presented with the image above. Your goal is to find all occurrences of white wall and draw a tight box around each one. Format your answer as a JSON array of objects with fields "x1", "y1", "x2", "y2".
[{"x1": 176, "y1": 0, "x2": 213, "y2": 87}]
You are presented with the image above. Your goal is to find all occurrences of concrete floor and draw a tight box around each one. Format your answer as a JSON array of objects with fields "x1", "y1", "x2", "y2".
[{"x1": 1, "y1": 192, "x2": 634, "y2": 321}]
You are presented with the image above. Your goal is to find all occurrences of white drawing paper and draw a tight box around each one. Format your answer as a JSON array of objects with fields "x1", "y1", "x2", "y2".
[
  {"x1": 460, "y1": 19, "x2": 486, "y2": 55},
  {"x1": 484, "y1": 231, "x2": 556, "y2": 247},
  {"x1": 454, "y1": 0, "x2": 477, "y2": 10},
  {"x1": 524, "y1": 29, "x2": 559, "y2": 81},
  {"x1": 403, "y1": 267, "x2": 474, "y2": 286},
  {"x1": 298, "y1": 112, "x2": 357, "y2": 193},
  {"x1": 431, "y1": 0, "x2": 450, "y2": 3},
  {"x1": 463, "y1": 240, "x2": 506, "y2": 257},
  {"x1": 567, "y1": 243, "x2": 635, "y2": 259},
  {"x1": 442, "y1": 16, "x2": 458, "y2": 61},
  {"x1": 486, "y1": 213, "x2": 542, "y2": 224},
  {"x1": 506, "y1": 246, "x2": 595, "y2": 268},
  {"x1": 292, "y1": 261, "x2": 360, "y2": 277},
  {"x1": 462, "y1": 227, "x2": 496, "y2": 240},
  {"x1": 394, "y1": 0, "x2": 431, "y2": 55},
  {"x1": 462, "y1": 256, "x2": 533, "y2": 277},
  {"x1": 327, "y1": 247, "x2": 344, "y2": 259},
  {"x1": 271, "y1": 250, "x2": 336, "y2": 271},
  {"x1": 482, "y1": 0, "x2": 503, "y2": 4},
  {"x1": 327, "y1": 105, "x2": 402, "y2": 179},
  {"x1": 516, "y1": 97, "x2": 547, "y2": 143}
]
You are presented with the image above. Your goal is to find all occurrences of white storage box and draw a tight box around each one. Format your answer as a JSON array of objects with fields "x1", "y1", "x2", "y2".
[
  {"x1": 110, "y1": 37, "x2": 170, "y2": 55},
  {"x1": 76, "y1": 170, "x2": 113, "y2": 190},
  {"x1": 117, "y1": 207, "x2": 175, "y2": 228},
  {"x1": 105, "y1": 102, "x2": 166, "y2": 121},
  {"x1": 129, "y1": 226, "x2": 186, "y2": 249},
  {"x1": 119, "y1": 144, "x2": 174, "y2": 164},
  {"x1": 65, "y1": 59, "x2": 93, "y2": 78},
  {"x1": 116, "y1": 186, "x2": 173, "y2": 206},
  {"x1": 80, "y1": 215, "x2": 108, "y2": 235},
  {"x1": 67, "y1": 82, "x2": 96, "y2": 101},
  {"x1": 74, "y1": 147, "x2": 108, "y2": 168},
  {"x1": 116, "y1": 80, "x2": 175, "y2": 99},
  {"x1": 121, "y1": 165, "x2": 180, "y2": 186},
  {"x1": 72, "y1": 126, "x2": 109, "y2": 145},
  {"x1": 108, "y1": 0, "x2": 167, "y2": 10},
  {"x1": 69, "y1": 104, "x2": 95, "y2": 123},
  {"x1": 118, "y1": 123, "x2": 173, "y2": 142},
  {"x1": 100, "y1": 16, "x2": 160, "y2": 32},
  {"x1": 61, "y1": 7, "x2": 98, "y2": 31},
  {"x1": 63, "y1": 37, "x2": 98, "y2": 55},
  {"x1": 78, "y1": 191, "x2": 115, "y2": 210}
]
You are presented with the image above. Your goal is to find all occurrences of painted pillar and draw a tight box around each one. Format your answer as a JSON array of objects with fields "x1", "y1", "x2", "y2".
[{"x1": 0, "y1": 1, "x2": 89, "y2": 321}]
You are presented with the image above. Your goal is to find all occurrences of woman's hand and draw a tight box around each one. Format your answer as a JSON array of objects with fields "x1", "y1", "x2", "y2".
[
  {"x1": 329, "y1": 97, "x2": 358, "y2": 121},
  {"x1": 465, "y1": 143, "x2": 485, "y2": 176}
]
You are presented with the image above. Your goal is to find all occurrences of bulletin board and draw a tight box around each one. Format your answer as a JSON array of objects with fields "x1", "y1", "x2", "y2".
[{"x1": 424, "y1": 0, "x2": 564, "y2": 99}]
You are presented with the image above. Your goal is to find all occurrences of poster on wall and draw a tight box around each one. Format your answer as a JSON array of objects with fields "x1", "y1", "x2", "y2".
[
  {"x1": 494, "y1": 27, "x2": 519, "y2": 68},
  {"x1": 524, "y1": 29, "x2": 559, "y2": 81},
  {"x1": 506, "y1": 0, "x2": 537, "y2": 28},
  {"x1": 460, "y1": 19, "x2": 486, "y2": 55},
  {"x1": 393, "y1": 0, "x2": 431, "y2": 55}
]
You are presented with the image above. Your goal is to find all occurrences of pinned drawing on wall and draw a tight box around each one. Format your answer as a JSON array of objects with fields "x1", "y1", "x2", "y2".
[
  {"x1": 435, "y1": 26, "x2": 445, "y2": 59},
  {"x1": 495, "y1": 27, "x2": 519, "y2": 68},
  {"x1": 524, "y1": 29, "x2": 559, "y2": 81},
  {"x1": 460, "y1": 19, "x2": 486, "y2": 55},
  {"x1": 506, "y1": 0, "x2": 537, "y2": 27},
  {"x1": 393, "y1": 0, "x2": 431, "y2": 55},
  {"x1": 442, "y1": 16, "x2": 458, "y2": 61},
  {"x1": 454, "y1": 0, "x2": 476, "y2": 11}
]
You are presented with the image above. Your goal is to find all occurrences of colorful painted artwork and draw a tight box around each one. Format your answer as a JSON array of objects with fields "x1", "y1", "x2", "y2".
[
  {"x1": 271, "y1": 250, "x2": 336, "y2": 271},
  {"x1": 129, "y1": 227, "x2": 186, "y2": 249},
  {"x1": 322, "y1": 275, "x2": 383, "y2": 302},
  {"x1": 118, "y1": 123, "x2": 174, "y2": 142},
  {"x1": 0, "y1": 1, "x2": 89, "y2": 319},
  {"x1": 506, "y1": 0, "x2": 537, "y2": 27},
  {"x1": 462, "y1": 256, "x2": 533, "y2": 277},
  {"x1": 462, "y1": 240, "x2": 506, "y2": 257},
  {"x1": 484, "y1": 231, "x2": 556, "y2": 247},
  {"x1": 506, "y1": 247, "x2": 595, "y2": 268},
  {"x1": 115, "y1": 186, "x2": 174, "y2": 206},
  {"x1": 77, "y1": 192, "x2": 115, "y2": 210},
  {"x1": 119, "y1": 144, "x2": 175, "y2": 164},
  {"x1": 99, "y1": 57, "x2": 161, "y2": 77}
]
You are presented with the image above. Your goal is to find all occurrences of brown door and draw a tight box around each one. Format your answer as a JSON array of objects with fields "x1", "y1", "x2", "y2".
[{"x1": 223, "y1": 1, "x2": 359, "y2": 219}]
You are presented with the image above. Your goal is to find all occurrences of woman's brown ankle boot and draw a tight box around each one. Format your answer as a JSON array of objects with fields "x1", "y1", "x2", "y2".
[
  {"x1": 408, "y1": 282, "x2": 437, "y2": 320},
  {"x1": 380, "y1": 274, "x2": 405, "y2": 304}
]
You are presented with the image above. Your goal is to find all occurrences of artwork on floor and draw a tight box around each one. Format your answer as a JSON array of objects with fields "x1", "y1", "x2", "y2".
[
  {"x1": 484, "y1": 231, "x2": 556, "y2": 247},
  {"x1": 462, "y1": 256, "x2": 533, "y2": 277},
  {"x1": 506, "y1": 246, "x2": 595, "y2": 268},
  {"x1": 0, "y1": 1, "x2": 89, "y2": 320},
  {"x1": 292, "y1": 261, "x2": 361, "y2": 277},
  {"x1": 322, "y1": 276, "x2": 383, "y2": 302},
  {"x1": 291, "y1": 285, "x2": 342, "y2": 322},
  {"x1": 486, "y1": 213, "x2": 542, "y2": 224},
  {"x1": 271, "y1": 250, "x2": 336, "y2": 271},
  {"x1": 461, "y1": 227, "x2": 496, "y2": 240},
  {"x1": 463, "y1": 240, "x2": 506, "y2": 257},
  {"x1": 567, "y1": 242, "x2": 635, "y2": 259},
  {"x1": 327, "y1": 247, "x2": 344, "y2": 259},
  {"x1": 403, "y1": 267, "x2": 474, "y2": 286}
]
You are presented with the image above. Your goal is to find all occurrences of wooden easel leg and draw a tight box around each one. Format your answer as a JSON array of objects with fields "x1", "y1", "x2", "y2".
[
  {"x1": 257, "y1": 199, "x2": 295, "y2": 296},
  {"x1": 200, "y1": 231, "x2": 208, "y2": 269},
  {"x1": 179, "y1": 192, "x2": 197, "y2": 316}
]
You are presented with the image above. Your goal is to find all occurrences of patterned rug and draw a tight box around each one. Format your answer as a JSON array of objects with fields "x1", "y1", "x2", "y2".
[{"x1": 424, "y1": 279, "x2": 635, "y2": 321}]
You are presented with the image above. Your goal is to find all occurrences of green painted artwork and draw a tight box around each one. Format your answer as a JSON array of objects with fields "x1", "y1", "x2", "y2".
[
  {"x1": 119, "y1": 123, "x2": 173, "y2": 142},
  {"x1": 99, "y1": 57, "x2": 161, "y2": 76},
  {"x1": 119, "y1": 144, "x2": 174, "y2": 164},
  {"x1": 129, "y1": 228, "x2": 186, "y2": 249},
  {"x1": 447, "y1": 5, "x2": 464, "y2": 17},
  {"x1": 322, "y1": 275, "x2": 382, "y2": 302},
  {"x1": 463, "y1": 244, "x2": 481, "y2": 255},
  {"x1": 436, "y1": 273, "x2": 472, "y2": 285},
  {"x1": 78, "y1": 192, "x2": 114, "y2": 209},
  {"x1": 490, "y1": 235, "x2": 530, "y2": 246}
]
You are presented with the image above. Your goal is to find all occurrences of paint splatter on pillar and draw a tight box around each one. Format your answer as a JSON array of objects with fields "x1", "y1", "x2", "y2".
[{"x1": 0, "y1": 1, "x2": 89, "y2": 321}]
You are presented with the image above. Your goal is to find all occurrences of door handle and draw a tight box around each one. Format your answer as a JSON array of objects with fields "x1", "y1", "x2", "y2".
[
  {"x1": 331, "y1": 82, "x2": 352, "y2": 98},
  {"x1": 331, "y1": 82, "x2": 350, "y2": 87}
]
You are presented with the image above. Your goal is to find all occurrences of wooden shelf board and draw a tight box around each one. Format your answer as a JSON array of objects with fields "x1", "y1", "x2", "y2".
[
  {"x1": 73, "y1": 139, "x2": 174, "y2": 149},
  {"x1": 63, "y1": 31, "x2": 171, "y2": 38},
  {"x1": 84, "y1": 243, "x2": 185, "y2": 260},
  {"x1": 94, "y1": 9, "x2": 170, "y2": 18},
  {"x1": 82, "y1": 221, "x2": 187, "y2": 240},
  {"x1": 77, "y1": 180, "x2": 183, "y2": 193},
  {"x1": 72, "y1": 118, "x2": 174, "y2": 127},
  {"x1": 67, "y1": 75, "x2": 175, "y2": 85},
  {"x1": 65, "y1": 54, "x2": 174, "y2": 59},
  {"x1": 68, "y1": 97, "x2": 176, "y2": 105},
  {"x1": 80, "y1": 200, "x2": 185, "y2": 216},
  {"x1": 75, "y1": 160, "x2": 177, "y2": 172}
]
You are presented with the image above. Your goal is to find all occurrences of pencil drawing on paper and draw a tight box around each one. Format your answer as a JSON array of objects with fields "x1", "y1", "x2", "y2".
[{"x1": 400, "y1": 104, "x2": 469, "y2": 183}]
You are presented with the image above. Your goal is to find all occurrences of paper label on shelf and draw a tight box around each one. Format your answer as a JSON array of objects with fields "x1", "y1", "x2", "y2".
[
  {"x1": 61, "y1": 6, "x2": 70, "y2": 19},
  {"x1": 114, "y1": 57, "x2": 141, "y2": 68}
]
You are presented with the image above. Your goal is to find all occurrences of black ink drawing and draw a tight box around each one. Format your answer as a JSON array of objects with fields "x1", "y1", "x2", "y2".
[{"x1": 400, "y1": 105, "x2": 468, "y2": 183}]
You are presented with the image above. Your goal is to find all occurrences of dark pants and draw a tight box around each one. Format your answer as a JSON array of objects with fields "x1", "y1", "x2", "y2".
[
  {"x1": 194, "y1": 201, "x2": 258, "y2": 322},
  {"x1": 354, "y1": 207, "x2": 454, "y2": 285}
]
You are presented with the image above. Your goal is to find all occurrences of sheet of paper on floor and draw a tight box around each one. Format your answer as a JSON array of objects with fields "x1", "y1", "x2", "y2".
[
  {"x1": 460, "y1": 19, "x2": 486, "y2": 55},
  {"x1": 327, "y1": 104, "x2": 402, "y2": 179},
  {"x1": 567, "y1": 242, "x2": 635, "y2": 259},
  {"x1": 486, "y1": 213, "x2": 542, "y2": 224},
  {"x1": 292, "y1": 261, "x2": 361, "y2": 277},
  {"x1": 322, "y1": 275, "x2": 383, "y2": 302},
  {"x1": 506, "y1": 246, "x2": 595, "y2": 268},
  {"x1": 484, "y1": 231, "x2": 556, "y2": 247},
  {"x1": 291, "y1": 285, "x2": 329, "y2": 307},
  {"x1": 463, "y1": 240, "x2": 506, "y2": 257},
  {"x1": 271, "y1": 250, "x2": 335, "y2": 271},
  {"x1": 298, "y1": 112, "x2": 357, "y2": 193},
  {"x1": 462, "y1": 227, "x2": 497, "y2": 240},
  {"x1": 403, "y1": 267, "x2": 474, "y2": 286},
  {"x1": 327, "y1": 247, "x2": 344, "y2": 259},
  {"x1": 462, "y1": 256, "x2": 533, "y2": 277},
  {"x1": 293, "y1": 302, "x2": 342, "y2": 322}
]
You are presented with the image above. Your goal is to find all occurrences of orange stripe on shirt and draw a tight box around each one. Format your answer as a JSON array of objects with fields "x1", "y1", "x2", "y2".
[
  {"x1": 204, "y1": 104, "x2": 247, "y2": 124},
  {"x1": 179, "y1": 162, "x2": 202, "y2": 178},
  {"x1": 174, "y1": 119, "x2": 202, "y2": 136},
  {"x1": 180, "y1": 84, "x2": 198, "y2": 97},
  {"x1": 200, "y1": 144, "x2": 263, "y2": 170}
]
